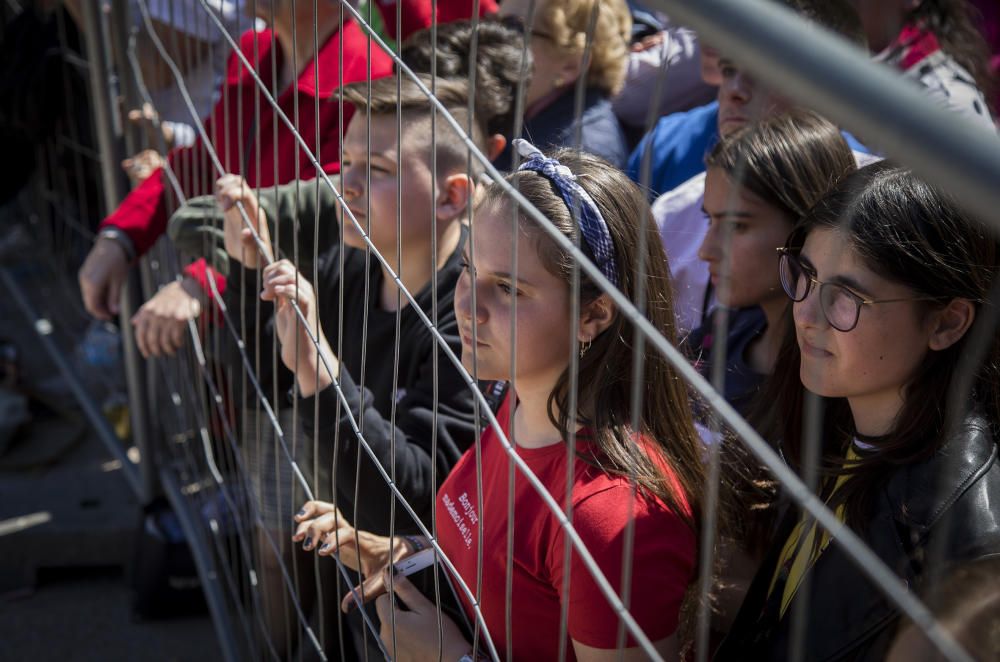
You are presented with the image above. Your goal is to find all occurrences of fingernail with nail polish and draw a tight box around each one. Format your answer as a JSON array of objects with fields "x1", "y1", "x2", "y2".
[
  {"x1": 319, "y1": 543, "x2": 331, "y2": 552},
  {"x1": 304, "y1": 537, "x2": 313, "y2": 549},
  {"x1": 296, "y1": 508, "x2": 306, "y2": 517}
]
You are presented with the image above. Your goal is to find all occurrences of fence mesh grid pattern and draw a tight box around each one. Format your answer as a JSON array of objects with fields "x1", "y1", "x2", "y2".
[{"x1": 10, "y1": 0, "x2": 1000, "y2": 660}]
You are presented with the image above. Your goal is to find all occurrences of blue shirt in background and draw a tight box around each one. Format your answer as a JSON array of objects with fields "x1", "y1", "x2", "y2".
[
  {"x1": 627, "y1": 100, "x2": 719, "y2": 201},
  {"x1": 627, "y1": 100, "x2": 871, "y2": 202}
]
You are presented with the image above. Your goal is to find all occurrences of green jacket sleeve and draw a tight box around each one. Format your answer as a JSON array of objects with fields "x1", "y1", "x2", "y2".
[{"x1": 166, "y1": 175, "x2": 342, "y2": 278}]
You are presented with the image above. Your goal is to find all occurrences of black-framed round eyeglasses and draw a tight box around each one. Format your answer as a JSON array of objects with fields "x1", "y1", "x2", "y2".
[{"x1": 776, "y1": 247, "x2": 941, "y2": 332}]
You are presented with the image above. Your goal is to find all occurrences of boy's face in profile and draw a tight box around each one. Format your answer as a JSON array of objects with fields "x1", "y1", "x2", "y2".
[
  {"x1": 340, "y1": 112, "x2": 438, "y2": 255},
  {"x1": 717, "y1": 58, "x2": 792, "y2": 137}
]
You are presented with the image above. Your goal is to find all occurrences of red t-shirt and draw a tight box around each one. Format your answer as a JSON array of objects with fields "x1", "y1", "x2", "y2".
[{"x1": 435, "y1": 394, "x2": 696, "y2": 660}]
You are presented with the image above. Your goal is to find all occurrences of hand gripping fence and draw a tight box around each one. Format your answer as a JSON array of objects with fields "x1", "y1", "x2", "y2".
[
  {"x1": 67, "y1": 0, "x2": 1000, "y2": 660},
  {"x1": 179, "y1": 2, "x2": 684, "y2": 657}
]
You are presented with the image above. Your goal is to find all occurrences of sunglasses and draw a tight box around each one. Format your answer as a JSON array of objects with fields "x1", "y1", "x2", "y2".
[{"x1": 777, "y1": 248, "x2": 941, "y2": 332}]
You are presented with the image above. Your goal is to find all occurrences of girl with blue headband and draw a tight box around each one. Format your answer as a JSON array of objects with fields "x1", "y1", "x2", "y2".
[{"x1": 294, "y1": 144, "x2": 706, "y2": 660}]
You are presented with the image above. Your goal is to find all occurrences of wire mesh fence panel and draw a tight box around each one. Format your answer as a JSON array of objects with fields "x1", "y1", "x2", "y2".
[{"x1": 19, "y1": 0, "x2": 1000, "y2": 660}]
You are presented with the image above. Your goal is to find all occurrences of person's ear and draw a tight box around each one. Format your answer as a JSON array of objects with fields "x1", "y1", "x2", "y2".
[
  {"x1": 487, "y1": 134, "x2": 507, "y2": 162},
  {"x1": 927, "y1": 298, "x2": 976, "y2": 351},
  {"x1": 436, "y1": 173, "x2": 473, "y2": 223},
  {"x1": 578, "y1": 293, "x2": 616, "y2": 344}
]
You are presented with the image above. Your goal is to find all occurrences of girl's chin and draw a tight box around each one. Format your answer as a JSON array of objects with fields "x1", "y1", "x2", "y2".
[
  {"x1": 341, "y1": 229, "x2": 366, "y2": 250},
  {"x1": 798, "y1": 367, "x2": 842, "y2": 399},
  {"x1": 459, "y1": 357, "x2": 503, "y2": 383}
]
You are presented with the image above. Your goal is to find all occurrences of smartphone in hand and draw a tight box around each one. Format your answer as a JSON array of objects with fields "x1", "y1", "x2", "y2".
[{"x1": 388, "y1": 548, "x2": 473, "y2": 637}]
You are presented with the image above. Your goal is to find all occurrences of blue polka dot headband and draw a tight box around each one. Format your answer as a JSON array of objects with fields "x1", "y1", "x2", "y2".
[{"x1": 513, "y1": 139, "x2": 620, "y2": 288}]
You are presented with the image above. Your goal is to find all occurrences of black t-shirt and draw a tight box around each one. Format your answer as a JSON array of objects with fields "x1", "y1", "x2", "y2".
[{"x1": 225, "y1": 226, "x2": 477, "y2": 534}]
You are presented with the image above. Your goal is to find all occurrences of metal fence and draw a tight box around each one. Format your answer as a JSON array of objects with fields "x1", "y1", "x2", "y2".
[{"x1": 7, "y1": 0, "x2": 1000, "y2": 660}]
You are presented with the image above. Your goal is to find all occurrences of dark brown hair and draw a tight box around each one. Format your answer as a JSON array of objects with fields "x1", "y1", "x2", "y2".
[
  {"x1": 762, "y1": 161, "x2": 1000, "y2": 527},
  {"x1": 786, "y1": 0, "x2": 868, "y2": 47},
  {"x1": 706, "y1": 108, "x2": 857, "y2": 219},
  {"x1": 706, "y1": 109, "x2": 858, "y2": 553},
  {"x1": 400, "y1": 17, "x2": 531, "y2": 138},
  {"x1": 338, "y1": 74, "x2": 488, "y2": 178},
  {"x1": 478, "y1": 149, "x2": 705, "y2": 531}
]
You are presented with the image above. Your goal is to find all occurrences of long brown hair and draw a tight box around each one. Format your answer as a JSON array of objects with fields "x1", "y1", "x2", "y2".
[
  {"x1": 762, "y1": 161, "x2": 1000, "y2": 527},
  {"x1": 705, "y1": 110, "x2": 858, "y2": 553},
  {"x1": 705, "y1": 109, "x2": 857, "y2": 221},
  {"x1": 479, "y1": 149, "x2": 705, "y2": 531}
]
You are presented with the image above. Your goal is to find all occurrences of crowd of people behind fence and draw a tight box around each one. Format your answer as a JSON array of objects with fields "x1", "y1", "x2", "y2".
[{"x1": 51, "y1": 0, "x2": 1000, "y2": 659}]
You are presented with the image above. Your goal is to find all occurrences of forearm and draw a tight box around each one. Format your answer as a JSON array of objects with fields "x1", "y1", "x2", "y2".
[
  {"x1": 300, "y1": 372, "x2": 439, "y2": 535},
  {"x1": 168, "y1": 178, "x2": 338, "y2": 275},
  {"x1": 292, "y1": 344, "x2": 336, "y2": 398}
]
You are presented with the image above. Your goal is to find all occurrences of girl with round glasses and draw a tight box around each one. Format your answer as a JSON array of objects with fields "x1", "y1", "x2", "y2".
[
  {"x1": 716, "y1": 161, "x2": 1000, "y2": 661},
  {"x1": 777, "y1": 248, "x2": 944, "y2": 333}
]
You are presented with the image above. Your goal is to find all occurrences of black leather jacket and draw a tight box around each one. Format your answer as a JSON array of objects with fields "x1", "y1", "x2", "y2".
[{"x1": 715, "y1": 414, "x2": 1000, "y2": 661}]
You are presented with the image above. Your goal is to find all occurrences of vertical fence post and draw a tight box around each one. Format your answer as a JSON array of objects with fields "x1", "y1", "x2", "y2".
[
  {"x1": 112, "y1": 0, "x2": 160, "y2": 505},
  {"x1": 80, "y1": 0, "x2": 155, "y2": 506},
  {"x1": 79, "y1": 0, "x2": 126, "y2": 210},
  {"x1": 92, "y1": 5, "x2": 248, "y2": 658}
]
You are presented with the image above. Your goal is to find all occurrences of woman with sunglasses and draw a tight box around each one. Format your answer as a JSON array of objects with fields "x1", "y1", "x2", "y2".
[{"x1": 715, "y1": 160, "x2": 1000, "y2": 661}]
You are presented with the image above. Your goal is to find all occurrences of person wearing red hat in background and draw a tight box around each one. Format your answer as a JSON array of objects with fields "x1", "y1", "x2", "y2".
[{"x1": 77, "y1": 0, "x2": 495, "y2": 358}]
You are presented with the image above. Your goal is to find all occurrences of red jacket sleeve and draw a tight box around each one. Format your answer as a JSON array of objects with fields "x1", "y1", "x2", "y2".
[
  {"x1": 100, "y1": 95, "x2": 231, "y2": 256},
  {"x1": 99, "y1": 166, "x2": 170, "y2": 257},
  {"x1": 184, "y1": 259, "x2": 227, "y2": 299},
  {"x1": 373, "y1": 0, "x2": 499, "y2": 42},
  {"x1": 99, "y1": 101, "x2": 225, "y2": 256},
  {"x1": 100, "y1": 30, "x2": 264, "y2": 257}
]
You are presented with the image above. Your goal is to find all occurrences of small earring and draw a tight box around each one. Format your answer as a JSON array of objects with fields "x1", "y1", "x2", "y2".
[
  {"x1": 579, "y1": 338, "x2": 591, "y2": 359},
  {"x1": 554, "y1": 76, "x2": 565, "y2": 88}
]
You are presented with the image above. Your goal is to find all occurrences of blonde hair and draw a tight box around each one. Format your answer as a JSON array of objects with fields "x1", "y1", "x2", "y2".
[{"x1": 536, "y1": 0, "x2": 632, "y2": 95}]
